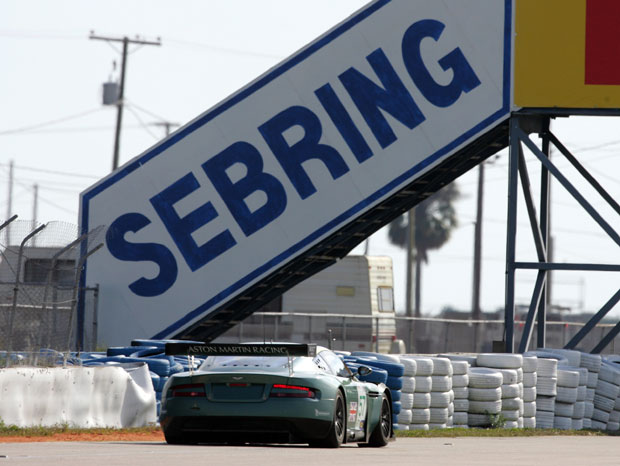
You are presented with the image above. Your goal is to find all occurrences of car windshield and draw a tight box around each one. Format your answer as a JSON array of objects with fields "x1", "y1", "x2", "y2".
[{"x1": 198, "y1": 355, "x2": 322, "y2": 373}]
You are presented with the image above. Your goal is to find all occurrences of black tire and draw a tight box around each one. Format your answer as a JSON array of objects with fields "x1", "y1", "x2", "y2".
[
  {"x1": 311, "y1": 391, "x2": 345, "y2": 448},
  {"x1": 164, "y1": 430, "x2": 198, "y2": 445},
  {"x1": 368, "y1": 394, "x2": 391, "y2": 447}
]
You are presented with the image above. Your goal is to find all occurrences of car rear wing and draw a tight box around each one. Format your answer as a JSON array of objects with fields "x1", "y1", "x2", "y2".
[{"x1": 165, "y1": 342, "x2": 318, "y2": 358}]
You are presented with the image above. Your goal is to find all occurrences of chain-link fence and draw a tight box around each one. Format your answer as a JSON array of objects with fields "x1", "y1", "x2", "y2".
[
  {"x1": 215, "y1": 312, "x2": 620, "y2": 355},
  {"x1": 0, "y1": 218, "x2": 103, "y2": 352}
]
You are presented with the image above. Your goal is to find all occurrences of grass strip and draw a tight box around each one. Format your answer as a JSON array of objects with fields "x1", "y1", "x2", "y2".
[
  {"x1": 0, "y1": 423, "x2": 161, "y2": 438},
  {"x1": 396, "y1": 427, "x2": 620, "y2": 438}
]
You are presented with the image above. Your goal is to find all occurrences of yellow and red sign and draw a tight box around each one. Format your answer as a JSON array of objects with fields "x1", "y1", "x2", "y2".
[{"x1": 515, "y1": 0, "x2": 620, "y2": 109}]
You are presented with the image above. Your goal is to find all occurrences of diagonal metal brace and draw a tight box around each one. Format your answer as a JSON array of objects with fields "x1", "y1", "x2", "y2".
[
  {"x1": 517, "y1": 146, "x2": 547, "y2": 262},
  {"x1": 591, "y1": 321, "x2": 620, "y2": 354},
  {"x1": 516, "y1": 127, "x2": 620, "y2": 248},
  {"x1": 518, "y1": 270, "x2": 546, "y2": 353},
  {"x1": 565, "y1": 287, "x2": 620, "y2": 350},
  {"x1": 547, "y1": 131, "x2": 620, "y2": 217}
]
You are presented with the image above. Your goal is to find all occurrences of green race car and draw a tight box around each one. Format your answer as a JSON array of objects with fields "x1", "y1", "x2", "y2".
[{"x1": 160, "y1": 343, "x2": 394, "y2": 447}]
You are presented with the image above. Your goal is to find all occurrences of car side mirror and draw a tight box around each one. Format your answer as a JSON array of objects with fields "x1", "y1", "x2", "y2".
[{"x1": 357, "y1": 365, "x2": 372, "y2": 377}]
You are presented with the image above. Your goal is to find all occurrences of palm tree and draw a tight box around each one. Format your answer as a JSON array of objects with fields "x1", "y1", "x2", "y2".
[{"x1": 388, "y1": 182, "x2": 460, "y2": 316}]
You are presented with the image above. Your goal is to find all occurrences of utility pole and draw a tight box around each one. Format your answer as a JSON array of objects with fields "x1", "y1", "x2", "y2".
[
  {"x1": 6, "y1": 160, "x2": 13, "y2": 245},
  {"x1": 151, "y1": 121, "x2": 179, "y2": 137},
  {"x1": 472, "y1": 162, "x2": 485, "y2": 320},
  {"x1": 406, "y1": 209, "x2": 416, "y2": 317},
  {"x1": 89, "y1": 32, "x2": 161, "y2": 171},
  {"x1": 32, "y1": 183, "x2": 38, "y2": 247}
]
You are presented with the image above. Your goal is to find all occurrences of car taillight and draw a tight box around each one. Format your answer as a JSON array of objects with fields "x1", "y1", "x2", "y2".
[
  {"x1": 171, "y1": 383, "x2": 206, "y2": 397},
  {"x1": 270, "y1": 384, "x2": 316, "y2": 399}
]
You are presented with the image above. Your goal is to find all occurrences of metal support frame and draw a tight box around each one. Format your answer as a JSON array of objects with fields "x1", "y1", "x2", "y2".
[
  {"x1": 69, "y1": 243, "x2": 103, "y2": 352},
  {"x1": 7, "y1": 224, "x2": 46, "y2": 353},
  {"x1": 506, "y1": 115, "x2": 620, "y2": 353}
]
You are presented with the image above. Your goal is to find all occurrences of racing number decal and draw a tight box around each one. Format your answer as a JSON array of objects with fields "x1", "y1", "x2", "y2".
[
  {"x1": 348, "y1": 401, "x2": 358, "y2": 423},
  {"x1": 356, "y1": 386, "x2": 367, "y2": 431}
]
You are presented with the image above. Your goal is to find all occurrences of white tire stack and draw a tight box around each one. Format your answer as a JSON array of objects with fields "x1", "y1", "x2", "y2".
[
  {"x1": 451, "y1": 360, "x2": 470, "y2": 428},
  {"x1": 405, "y1": 356, "x2": 433, "y2": 430},
  {"x1": 542, "y1": 348, "x2": 581, "y2": 368},
  {"x1": 572, "y1": 367, "x2": 588, "y2": 430},
  {"x1": 397, "y1": 356, "x2": 416, "y2": 431},
  {"x1": 498, "y1": 368, "x2": 523, "y2": 428},
  {"x1": 554, "y1": 367, "x2": 580, "y2": 430},
  {"x1": 603, "y1": 358, "x2": 620, "y2": 431},
  {"x1": 608, "y1": 393, "x2": 620, "y2": 432},
  {"x1": 593, "y1": 362, "x2": 620, "y2": 430},
  {"x1": 429, "y1": 357, "x2": 453, "y2": 429},
  {"x1": 522, "y1": 356, "x2": 538, "y2": 429},
  {"x1": 476, "y1": 353, "x2": 523, "y2": 428},
  {"x1": 398, "y1": 356, "x2": 417, "y2": 430},
  {"x1": 580, "y1": 352, "x2": 602, "y2": 429},
  {"x1": 537, "y1": 349, "x2": 583, "y2": 430},
  {"x1": 467, "y1": 367, "x2": 503, "y2": 427},
  {"x1": 535, "y1": 357, "x2": 558, "y2": 429}
]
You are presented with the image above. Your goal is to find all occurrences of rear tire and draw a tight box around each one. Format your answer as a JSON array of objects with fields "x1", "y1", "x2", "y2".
[
  {"x1": 368, "y1": 394, "x2": 391, "y2": 447},
  {"x1": 311, "y1": 391, "x2": 345, "y2": 448}
]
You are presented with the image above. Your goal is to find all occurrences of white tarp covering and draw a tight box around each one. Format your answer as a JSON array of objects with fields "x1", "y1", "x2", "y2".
[{"x1": 0, "y1": 364, "x2": 156, "y2": 427}]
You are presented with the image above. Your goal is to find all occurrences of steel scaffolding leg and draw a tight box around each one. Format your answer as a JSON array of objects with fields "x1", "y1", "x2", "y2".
[
  {"x1": 504, "y1": 118, "x2": 520, "y2": 353},
  {"x1": 505, "y1": 114, "x2": 620, "y2": 354}
]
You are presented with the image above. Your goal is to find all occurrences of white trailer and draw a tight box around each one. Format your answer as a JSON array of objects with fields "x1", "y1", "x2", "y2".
[
  {"x1": 283, "y1": 255, "x2": 396, "y2": 352},
  {"x1": 216, "y1": 255, "x2": 397, "y2": 353}
]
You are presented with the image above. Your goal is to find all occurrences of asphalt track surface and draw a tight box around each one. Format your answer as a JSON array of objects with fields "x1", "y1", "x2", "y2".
[{"x1": 0, "y1": 437, "x2": 619, "y2": 465}]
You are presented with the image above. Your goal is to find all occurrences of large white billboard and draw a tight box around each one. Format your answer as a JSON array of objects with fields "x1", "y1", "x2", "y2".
[{"x1": 80, "y1": 0, "x2": 512, "y2": 346}]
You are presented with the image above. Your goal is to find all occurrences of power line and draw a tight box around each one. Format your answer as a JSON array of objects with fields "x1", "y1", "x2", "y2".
[
  {"x1": 126, "y1": 101, "x2": 180, "y2": 136},
  {"x1": 166, "y1": 37, "x2": 283, "y2": 60},
  {"x1": 0, "y1": 162, "x2": 100, "y2": 179},
  {"x1": 14, "y1": 178, "x2": 76, "y2": 215},
  {"x1": 36, "y1": 197, "x2": 77, "y2": 216},
  {"x1": 126, "y1": 100, "x2": 169, "y2": 124},
  {"x1": 0, "y1": 30, "x2": 83, "y2": 40},
  {"x1": 0, "y1": 108, "x2": 104, "y2": 135},
  {"x1": 8, "y1": 176, "x2": 94, "y2": 189},
  {"x1": 1, "y1": 124, "x2": 154, "y2": 135},
  {"x1": 125, "y1": 106, "x2": 160, "y2": 140}
]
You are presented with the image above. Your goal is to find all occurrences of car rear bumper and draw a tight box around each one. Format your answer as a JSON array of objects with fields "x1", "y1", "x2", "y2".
[{"x1": 161, "y1": 415, "x2": 332, "y2": 444}]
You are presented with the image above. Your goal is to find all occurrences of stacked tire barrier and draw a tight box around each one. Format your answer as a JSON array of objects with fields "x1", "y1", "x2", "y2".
[
  {"x1": 522, "y1": 356, "x2": 537, "y2": 428},
  {"x1": 581, "y1": 352, "x2": 602, "y2": 428},
  {"x1": 476, "y1": 353, "x2": 524, "y2": 428},
  {"x1": 407, "y1": 356, "x2": 434, "y2": 430},
  {"x1": 349, "y1": 352, "x2": 404, "y2": 432},
  {"x1": 342, "y1": 348, "x2": 620, "y2": 431},
  {"x1": 554, "y1": 366, "x2": 580, "y2": 430},
  {"x1": 429, "y1": 357, "x2": 453, "y2": 429},
  {"x1": 398, "y1": 357, "x2": 417, "y2": 431},
  {"x1": 533, "y1": 349, "x2": 581, "y2": 430},
  {"x1": 605, "y1": 357, "x2": 620, "y2": 431},
  {"x1": 572, "y1": 367, "x2": 588, "y2": 430},
  {"x1": 467, "y1": 367, "x2": 503, "y2": 428},
  {"x1": 451, "y1": 360, "x2": 470, "y2": 428},
  {"x1": 593, "y1": 362, "x2": 620, "y2": 430},
  {"x1": 533, "y1": 357, "x2": 558, "y2": 429}
]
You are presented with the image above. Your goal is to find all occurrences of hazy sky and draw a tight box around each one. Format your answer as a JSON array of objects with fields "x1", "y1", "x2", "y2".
[{"x1": 3, "y1": 0, "x2": 620, "y2": 318}]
